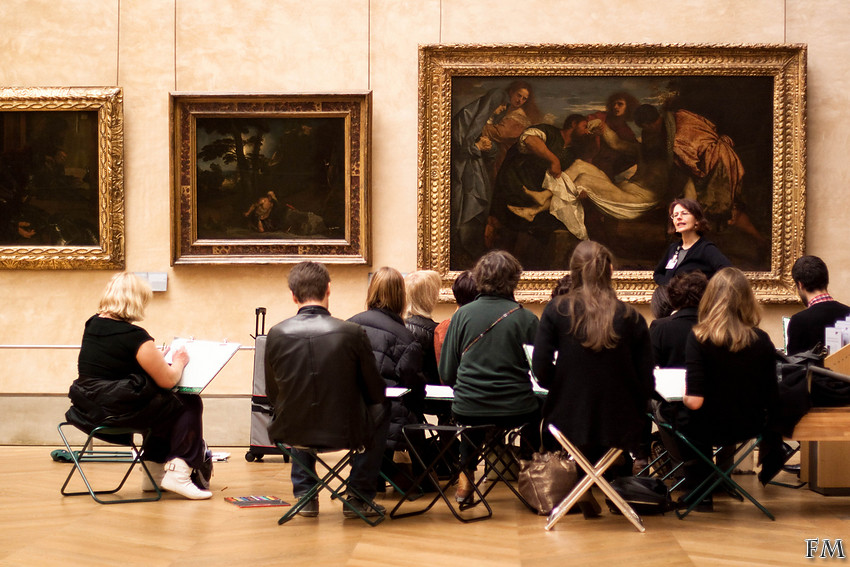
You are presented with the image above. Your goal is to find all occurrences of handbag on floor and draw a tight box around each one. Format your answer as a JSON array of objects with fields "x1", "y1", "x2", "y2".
[{"x1": 517, "y1": 423, "x2": 577, "y2": 515}]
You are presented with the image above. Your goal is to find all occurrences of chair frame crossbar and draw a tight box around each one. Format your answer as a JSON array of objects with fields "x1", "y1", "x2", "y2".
[
  {"x1": 57, "y1": 422, "x2": 161, "y2": 504},
  {"x1": 662, "y1": 424, "x2": 774, "y2": 520},
  {"x1": 466, "y1": 426, "x2": 536, "y2": 513},
  {"x1": 275, "y1": 443, "x2": 384, "y2": 526},
  {"x1": 390, "y1": 424, "x2": 494, "y2": 523},
  {"x1": 545, "y1": 424, "x2": 645, "y2": 533}
]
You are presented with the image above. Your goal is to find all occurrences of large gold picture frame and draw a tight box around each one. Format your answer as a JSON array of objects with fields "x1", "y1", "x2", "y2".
[
  {"x1": 418, "y1": 44, "x2": 806, "y2": 303},
  {"x1": 170, "y1": 93, "x2": 371, "y2": 265},
  {"x1": 0, "y1": 87, "x2": 124, "y2": 269}
]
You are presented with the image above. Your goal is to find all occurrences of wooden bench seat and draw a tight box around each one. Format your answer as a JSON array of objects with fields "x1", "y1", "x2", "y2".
[{"x1": 791, "y1": 407, "x2": 850, "y2": 441}]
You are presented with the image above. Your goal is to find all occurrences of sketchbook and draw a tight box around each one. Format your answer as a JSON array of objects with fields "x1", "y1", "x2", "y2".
[
  {"x1": 165, "y1": 338, "x2": 241, "y2": 394},
  {"x1": 654, "y1": 367, "x2": 687, "y2": 402}
]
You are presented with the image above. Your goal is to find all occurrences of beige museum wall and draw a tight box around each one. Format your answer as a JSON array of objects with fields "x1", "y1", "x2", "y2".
[{"x1": 0, "y1": 0, "x2": 846, "y2": 444}]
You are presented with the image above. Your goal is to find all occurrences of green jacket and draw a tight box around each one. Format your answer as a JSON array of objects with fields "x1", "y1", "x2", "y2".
[{"x1": 439, "y1": 295, "x2": 539, "y2": 417}]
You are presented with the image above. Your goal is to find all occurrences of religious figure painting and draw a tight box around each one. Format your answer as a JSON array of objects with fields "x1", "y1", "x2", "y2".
[{"x1": 418, "y1": 44, "x2": 806, "y2": 303}]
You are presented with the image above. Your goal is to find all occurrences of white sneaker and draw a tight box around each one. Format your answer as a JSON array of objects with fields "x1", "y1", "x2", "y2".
[{"x1": 161, "y1": 458, "x2": 212, "y2": 500}]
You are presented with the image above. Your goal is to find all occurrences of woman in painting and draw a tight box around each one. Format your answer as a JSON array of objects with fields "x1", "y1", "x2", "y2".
[
  {"x1": 451, "y1": 80, "x2": 541, "y2": 262},
  {"x1": 585, "y1": 91, "x2": 640, "y2": 181},
  {"x1": 653, "y1": 198, "x2": 731, "y2": 286},
  {"x1": 532, "y1": 240, "x2": 653, "y2": 506}
]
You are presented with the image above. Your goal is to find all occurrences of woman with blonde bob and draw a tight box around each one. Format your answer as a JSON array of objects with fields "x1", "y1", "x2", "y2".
[
  {"x1": 66, "y1": 272, "x2": 212, "y2": 499},
  {"x1": 533, "y1": 241, "x2": 653, "y2": 491},
  {"x1": 404, "y1": 270, "x2": 442, "y2": 385},
  {"x1": 666, "y1": 267, "x2": 778, "y2": 507}
]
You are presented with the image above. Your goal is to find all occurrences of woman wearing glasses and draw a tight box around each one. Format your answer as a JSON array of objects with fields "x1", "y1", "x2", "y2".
[{"x1": 653, "y1": 198, "x2": 731, "y2": 286}]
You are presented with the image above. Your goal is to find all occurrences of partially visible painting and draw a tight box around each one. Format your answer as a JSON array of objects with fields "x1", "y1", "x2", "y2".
[
  {"x1": 171, "y1": 93, "x2": 371, "y2": 264},
  {"x1": 418, "y1": 44, "x2": 807, "y2": 303},
  {"x1": 0, "y1": 87, "x2": 124, "y2": 269}
]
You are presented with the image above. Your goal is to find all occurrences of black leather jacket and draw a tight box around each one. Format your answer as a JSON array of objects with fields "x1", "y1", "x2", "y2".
[{"x1": 264, "y1": 305, "x2": 387, "y2": 450}]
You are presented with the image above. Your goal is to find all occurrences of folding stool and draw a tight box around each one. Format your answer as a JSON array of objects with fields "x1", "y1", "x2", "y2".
[
  {"x1": 57, "y1": 422, "x2": 161, "y2": 504},
  {"x1": 465, "y1": 425, "x2": 536, "y2": 512},
  {"x1": 545, "y1": 424, "x2": 645, "y2": 533},
  {"x1": 654, "y1": 420, "x2": 774, "y2": 520},
  {"x1": 276, "y1": 443, "x2": 385, "y2": 526},
  {"x1": 390, "y1": 423, "x2": 495, "y2": 522}
]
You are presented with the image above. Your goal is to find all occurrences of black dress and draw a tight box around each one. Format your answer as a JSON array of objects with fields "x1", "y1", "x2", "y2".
[{"x1": 532, "y1": 298, "x2": 653, "y2": 452}]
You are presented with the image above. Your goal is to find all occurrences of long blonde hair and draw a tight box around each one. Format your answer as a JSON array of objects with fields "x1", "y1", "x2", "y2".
[
  {"x1": 98, "y1": 272, "x2": 152, "y2": 322},
  {"x1": 558, "y1": 240, "x2": 624, "y2": 351},
  {"x1": 693, "y1": 267, "x2": 760, "y2": 351}
]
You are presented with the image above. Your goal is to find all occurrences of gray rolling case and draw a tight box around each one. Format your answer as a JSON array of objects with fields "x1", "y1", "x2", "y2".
[{"x1": 245, "y1": 307, "x2": 287, "y2": 462}]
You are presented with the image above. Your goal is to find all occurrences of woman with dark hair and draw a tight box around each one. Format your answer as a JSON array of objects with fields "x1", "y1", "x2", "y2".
[
  {"x1": 650, "y1": 271, "x2": 709, "y2": 368},
  {"x1": 532, "y1": 241, "x2": 653, "y2": 506},
  {"x1": 433, "y1": 270, "x2": 477, "y2": 367},
  {"x1": 439, "y1": 250, "x2": 540, "y2": 501},
  {"x1": 653, "y1": 198, "x2": 731, "y2": 286}
]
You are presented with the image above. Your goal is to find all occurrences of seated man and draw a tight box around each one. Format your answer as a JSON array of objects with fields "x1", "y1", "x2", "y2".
[
  {"x1": 787, "y1": 255, "x2": 850, "y2": 355},
  {"x1": 264, "y1": 261, "x2": 390, "y2": 518}
]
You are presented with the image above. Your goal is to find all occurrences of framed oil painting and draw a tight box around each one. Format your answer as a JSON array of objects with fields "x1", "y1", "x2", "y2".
[
  {"x1": 170, "y1": 92, "x2": 371, "y2": 265},
  {"x1": 0, "y1": 87, "x2": 124, "y2": 269},
  {"x1": 417, "y1": 44, "x2": 806, "y2": 303}
]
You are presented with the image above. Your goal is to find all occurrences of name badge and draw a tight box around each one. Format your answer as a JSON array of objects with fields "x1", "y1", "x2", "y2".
[{"x1": 665, "y1": 256, "x2": 678, "y2": 270}]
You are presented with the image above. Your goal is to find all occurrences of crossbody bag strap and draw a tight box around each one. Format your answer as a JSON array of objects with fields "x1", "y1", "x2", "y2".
[{"x1": 462, "y1": 304, "x2": 522, "y2": 355}]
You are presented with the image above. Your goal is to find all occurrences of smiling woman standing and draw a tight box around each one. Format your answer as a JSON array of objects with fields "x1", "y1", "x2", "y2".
[{"x1": 653, "y1": 198, "x2": 731, "y2": 286}]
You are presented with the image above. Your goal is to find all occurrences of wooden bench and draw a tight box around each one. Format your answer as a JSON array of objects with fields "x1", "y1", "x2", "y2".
[
  {"x1": 791, "y1": 407, "x2": 850, "y2": 441},
  {"x1": 787, "y1": 347, "x2": 850, "y2": 494}
]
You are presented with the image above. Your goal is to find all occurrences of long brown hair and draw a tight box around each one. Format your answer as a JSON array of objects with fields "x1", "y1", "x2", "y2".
[
  {"x1": 557, "y1": 240, "x2": 625, "y2": 351},
  {"x1": 693, "y1": 267, "x2": 760, "y2": 351}
]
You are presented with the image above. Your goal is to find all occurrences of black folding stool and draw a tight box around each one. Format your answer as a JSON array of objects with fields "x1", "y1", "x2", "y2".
[
  {"x1": 57, "y1": 422, "x2": 161, "y2": 504},
  {"x1": 276, "y1": 443, "x2": 385, "y2": 526}
]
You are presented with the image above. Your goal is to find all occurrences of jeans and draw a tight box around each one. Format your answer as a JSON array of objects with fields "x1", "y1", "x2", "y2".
[{"x1": 291, "y1": 407, "x2": 391, "y2": 502}]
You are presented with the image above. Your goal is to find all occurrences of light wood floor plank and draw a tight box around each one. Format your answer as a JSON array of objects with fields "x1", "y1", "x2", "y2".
[{"x1": 2, "y1": 446, "x2": 849, "y2": 565}]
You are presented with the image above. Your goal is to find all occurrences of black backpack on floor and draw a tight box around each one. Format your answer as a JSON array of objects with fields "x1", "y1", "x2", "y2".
[{"x1": 604, "y1": 476, "x2": 672, "y2": 515}]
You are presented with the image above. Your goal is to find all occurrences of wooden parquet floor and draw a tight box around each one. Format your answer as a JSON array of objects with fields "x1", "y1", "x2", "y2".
[{"x1": 1, "y1": 445, "x2": 848, "y2": 566}]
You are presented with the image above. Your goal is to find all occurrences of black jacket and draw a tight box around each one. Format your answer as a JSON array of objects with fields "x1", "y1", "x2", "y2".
[
  {"x1": 348, "y1": 308, "x2": 425, "y2": 405},
  {"x1": 405, "y1": 315, "x2": 440, "y2": 385},
  {"x1": 653, "y1": 237, "x2": 731, "y2": 285},
  {"x1": 264, "y1": 306, "x2": 387, "y2": 450}
]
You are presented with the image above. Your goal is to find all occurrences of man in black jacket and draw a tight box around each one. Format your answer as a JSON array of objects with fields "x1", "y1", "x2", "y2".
[
  {"x1": 265, "y1": 261, "x2": 389, "y2": 518},
  {"x1": 787, "y1": 255, "x2": 850, "y2": 355}
]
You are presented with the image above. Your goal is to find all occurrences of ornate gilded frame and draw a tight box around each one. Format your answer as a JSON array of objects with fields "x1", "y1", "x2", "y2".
[
  {"x1": 418, "y1": 44, "x2": 806, "y2": 303},
  {"x1": 170, "y1": 92, "x2": 371, "y2": 265},
  {"x1": 0, "y1": 87, "x2": 124, "y2": 269}
]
